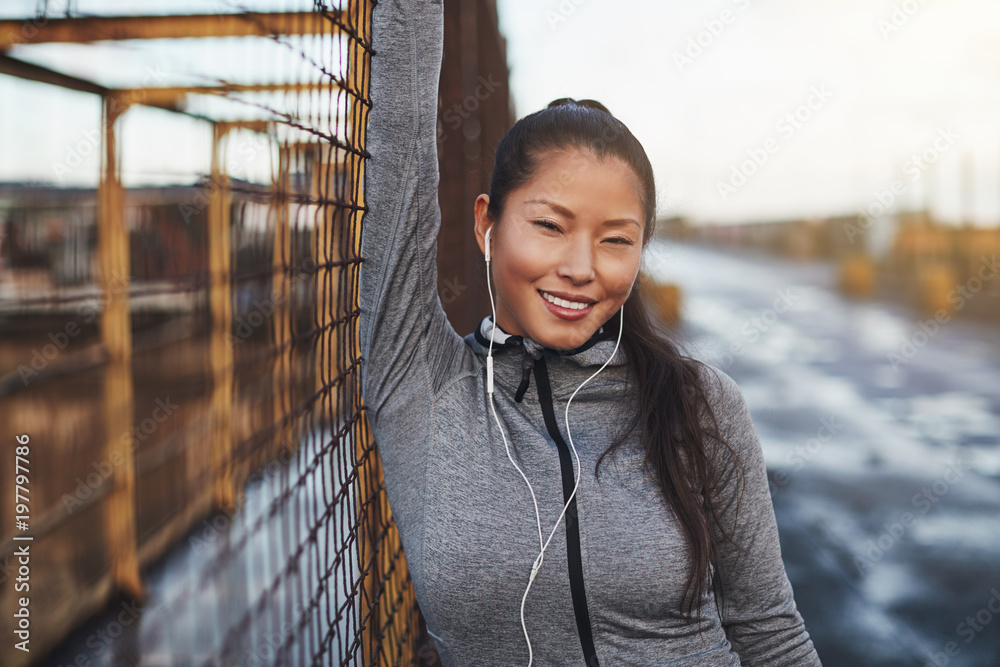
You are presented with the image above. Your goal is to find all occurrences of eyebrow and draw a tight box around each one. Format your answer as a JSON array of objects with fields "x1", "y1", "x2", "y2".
[{"x1": 523, "y1": 198, "x2": 641, "y2": 230}]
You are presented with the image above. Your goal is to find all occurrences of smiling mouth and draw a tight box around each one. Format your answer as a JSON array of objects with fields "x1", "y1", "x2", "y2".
[{"x1": 538, "y1": 290, "x2": 595, "y2": 311}]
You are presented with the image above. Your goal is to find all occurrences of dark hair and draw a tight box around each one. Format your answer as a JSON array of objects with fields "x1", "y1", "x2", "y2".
[{"x1": 486, "y1": 98, "x2": 743, "y2": 621}]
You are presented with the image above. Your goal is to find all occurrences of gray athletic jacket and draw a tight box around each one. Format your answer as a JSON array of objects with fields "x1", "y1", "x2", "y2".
[{"x1": 358, "y1": 1, "x2": 822, "y2": 665}]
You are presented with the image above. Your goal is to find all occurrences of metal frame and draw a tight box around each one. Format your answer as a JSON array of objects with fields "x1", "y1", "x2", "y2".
[
  {"x1": 0, "y1": 7, "x2": 363, "y2": 647},
  {"x1": 0, "y1": 11, "x2": 336, "y2": 48}
]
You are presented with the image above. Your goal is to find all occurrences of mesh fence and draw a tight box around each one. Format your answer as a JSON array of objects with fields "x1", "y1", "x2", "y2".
[{"x1": 0, "y1": 2, "x2": 422, "y2": 665}]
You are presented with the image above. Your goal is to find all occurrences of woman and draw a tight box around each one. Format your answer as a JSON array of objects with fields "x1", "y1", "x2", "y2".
[{"x1": 358, "y1": 2, "x2": 822, "y2": 665}]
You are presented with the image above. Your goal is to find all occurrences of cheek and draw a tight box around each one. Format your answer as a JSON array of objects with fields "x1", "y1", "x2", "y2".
[
  {"x1": 602, "y1": 257, "x2": 641, "y2": 297},
  {"x1": 497, "y1": 242, "x2": 550, "y2": 285}
]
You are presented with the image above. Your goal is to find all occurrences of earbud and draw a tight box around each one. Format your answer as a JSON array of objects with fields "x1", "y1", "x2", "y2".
[{"x1": 484, "y1": 226, "x2": 492, "y2": 263}]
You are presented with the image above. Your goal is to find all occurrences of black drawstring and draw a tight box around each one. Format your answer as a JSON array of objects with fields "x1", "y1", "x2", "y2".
[{"x1": 513, "y1": 348, "x2": 534, "y2": 403}]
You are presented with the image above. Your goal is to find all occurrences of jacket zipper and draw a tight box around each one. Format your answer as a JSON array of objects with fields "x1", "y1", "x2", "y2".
[{"x1": 532, "y1": 354, "x2": 601, "y2": 666}]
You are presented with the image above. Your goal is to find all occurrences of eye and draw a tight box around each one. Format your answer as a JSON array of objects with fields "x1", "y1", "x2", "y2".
[
  {"x1": 605, "y1": 237, "x2": 635, "y2": 246},
  {"x1": 532, "y1": 220, "x2": 560, "y2": 232}
]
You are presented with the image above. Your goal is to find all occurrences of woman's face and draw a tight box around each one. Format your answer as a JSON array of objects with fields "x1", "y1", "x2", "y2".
[{"x1": 474, "y1": 148, "x2": 645, "y2": 351}]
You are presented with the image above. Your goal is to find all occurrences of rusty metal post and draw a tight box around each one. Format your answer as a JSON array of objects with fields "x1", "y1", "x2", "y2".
[
  {"x1": 98, "y1": 93, "x2": 143, "y2": 602},
  {"x1": 313, "y1": 142, "x2": 339, "y2": 404},
  {"x1": 273, "y1": 143, "x2": 294, "y2": 458},
  {"x1": 313, "y1": 143, "x2": 346, "y2": 422},
  {"x1": 346, "y1": 2, "x2": 406, "y2": 664},
  {"x1": 209, "y1": 123, "x2": 236, "y2": 511}
]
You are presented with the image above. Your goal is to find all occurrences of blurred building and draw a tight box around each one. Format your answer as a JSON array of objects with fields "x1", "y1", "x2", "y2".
[{"x1": 436, "y1": 0, "x2": 515, "y2": 335}]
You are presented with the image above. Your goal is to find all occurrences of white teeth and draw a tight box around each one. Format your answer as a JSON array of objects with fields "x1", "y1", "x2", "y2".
[{"x1": 540, "y1": 291, "x2": 590, "y2": 310}]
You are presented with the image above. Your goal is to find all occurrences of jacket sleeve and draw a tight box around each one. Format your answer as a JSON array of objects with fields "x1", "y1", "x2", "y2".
[
  {"x1": 358, "y1": 0, "x2": 476, "y2": 424},
  {"x1": 701, "y1": 366, "x2": 823, "y2": 666}
]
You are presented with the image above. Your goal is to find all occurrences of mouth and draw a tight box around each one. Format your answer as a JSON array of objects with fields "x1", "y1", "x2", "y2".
[{"x1": 538, "y1": 289, "x2": 596, "y2": 320}]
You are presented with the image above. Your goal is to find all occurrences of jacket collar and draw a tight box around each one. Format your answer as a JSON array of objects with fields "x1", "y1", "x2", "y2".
[{"x1": 465, "y1": 315, "x2": 627, "y2": 368}]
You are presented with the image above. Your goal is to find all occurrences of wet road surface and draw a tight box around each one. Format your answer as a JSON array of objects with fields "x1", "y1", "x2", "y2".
[{"x1": 644, "y1": 240, "x2": 1000, "y2": 667}]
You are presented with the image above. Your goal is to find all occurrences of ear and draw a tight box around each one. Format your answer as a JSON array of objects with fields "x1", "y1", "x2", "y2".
[{"x1": 473, "y1": 193, "x2": 492, "y2": 258}]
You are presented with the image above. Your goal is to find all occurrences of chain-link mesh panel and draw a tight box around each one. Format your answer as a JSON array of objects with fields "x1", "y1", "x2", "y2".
[{"x1": 0, "y1": 2, "x2": 421, "y2": 665}]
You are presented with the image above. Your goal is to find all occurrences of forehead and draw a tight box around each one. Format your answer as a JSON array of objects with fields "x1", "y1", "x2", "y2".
[{"x1": 516, "y1": 148, "x2": 645, "y2": 213}]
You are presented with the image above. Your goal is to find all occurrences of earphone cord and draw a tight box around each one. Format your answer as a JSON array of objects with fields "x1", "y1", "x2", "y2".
[
  {"x1": 485, "y1": 244, "x2": 625, "y2": 667},
  {"x1": 485, "y1": 254, "x2": 546, "y2": 666}
]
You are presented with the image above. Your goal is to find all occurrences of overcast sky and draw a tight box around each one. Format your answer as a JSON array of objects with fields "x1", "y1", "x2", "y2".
[
  {"x1": 496, "y1": 0, "x2": 1000, "y2": 225},
  {"x1": 1, "y1": 0, "x2": 998, "y2": 226}
]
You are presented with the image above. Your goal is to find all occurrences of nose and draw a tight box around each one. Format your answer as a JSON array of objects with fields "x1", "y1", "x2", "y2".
[{"x1": 556, "y1": 236, "x2": 596, "y2": 285}]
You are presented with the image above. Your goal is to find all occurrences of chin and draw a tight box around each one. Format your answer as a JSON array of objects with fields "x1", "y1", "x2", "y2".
[
  {"x1": 538, "y1": 337, "x2": 580, "y2": 351},
  {"x1": 535, "y1": 324, "x2": 597, "y2": 351}
]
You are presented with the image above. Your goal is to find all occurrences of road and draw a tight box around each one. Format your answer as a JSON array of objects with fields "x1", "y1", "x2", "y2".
[{"x1": 644, "y1": 240, "x2": 1000, "y2": 667}]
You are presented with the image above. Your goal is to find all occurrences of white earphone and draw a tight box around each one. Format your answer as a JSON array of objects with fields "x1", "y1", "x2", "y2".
[{"x1": 483, "y1": 224, "x2": 623, "y2": 666}]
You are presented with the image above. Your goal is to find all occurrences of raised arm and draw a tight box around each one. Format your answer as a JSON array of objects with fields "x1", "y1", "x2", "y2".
[
  {"x1": 359, "y1": 0, "x2": 474, "y2": 421},
  {"x1": 702, "y1": 367, "x2": 823, "y2": 666}
]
